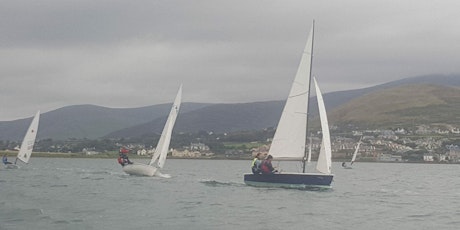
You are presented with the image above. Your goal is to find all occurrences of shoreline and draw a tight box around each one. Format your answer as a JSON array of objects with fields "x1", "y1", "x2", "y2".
[{"x1": 1, "y1": 151, "x2": 458, "y2": 164}]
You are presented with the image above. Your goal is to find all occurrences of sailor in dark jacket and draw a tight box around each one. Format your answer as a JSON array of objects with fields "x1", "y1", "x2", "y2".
[{"x1": 260, "y1": 155, "x2": 277, "y2": 174}]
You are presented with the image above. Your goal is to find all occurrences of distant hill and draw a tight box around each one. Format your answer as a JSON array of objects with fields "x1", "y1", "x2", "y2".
[
  {"x1": 105, "y1": 101, "x2": 285, "y2": 138},
  {"x1": 1, "y1": 74, "x2": 460, "y2": 141},
  {"x1": 322, "y1": 74, "x2": 460, "y2": 110},
  {"x1": 0, "y1": 103, "x2": 210, "y2": 141},
  {"x1": 328, "y1": 84, "x2": 460, "y2": 128}
]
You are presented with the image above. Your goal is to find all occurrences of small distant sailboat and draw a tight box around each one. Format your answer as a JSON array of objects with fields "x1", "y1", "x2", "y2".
[
  {"x1": 122, "y1": 86, "x2": 182, "y2": 177},
  {"x1": 307, "y1": 134, "x2": 312, "y2": 165},
  {"x1": 244, "y1": 21, "x2": 334, "y2": 189},
  {"x1": 342, "y1": 136, "x2": 362, "y2": 169},
  {"x1": 3, "y1": 111, "x2": 40, "y2": 169}
]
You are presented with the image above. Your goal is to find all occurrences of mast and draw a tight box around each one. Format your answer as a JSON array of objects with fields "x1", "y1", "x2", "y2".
[{"x1": 302, "y1": 20, "x2": 315, "y2": 173}]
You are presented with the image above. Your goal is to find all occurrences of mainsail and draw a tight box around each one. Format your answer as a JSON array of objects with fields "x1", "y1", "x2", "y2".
[
  {"x1": 16, "y1": 111, "x2": 40, "y2": 164},
  {"x1": 268, "y1": 25, "x2": 314, "y2": 161},
  {"x1": 351, "y1": 136, "x2": 362, "y2": 165},
  {"x1": 149, "y1": 85, "x2": 182, "y2": 168}
]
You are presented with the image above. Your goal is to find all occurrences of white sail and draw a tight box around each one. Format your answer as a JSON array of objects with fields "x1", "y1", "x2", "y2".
[
  {"x1": 149, "y1": 85, "x2": 182, "y2": 168},
  {"x1": 269, "y1": 25, "x2": 314, "y2": 160},
  {"x1": 17, "y1": 111, "x2": 40, "y2": 164},
  {"x1": 350, "y1": 136, "x2": 362, "y2": 165},
  {"x1": 314, "y1": 78, "x2": 332, "y2": 174}
]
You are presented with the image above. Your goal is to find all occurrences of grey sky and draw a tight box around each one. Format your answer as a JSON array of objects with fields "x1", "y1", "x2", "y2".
[{"x1": 1, "y1": 0, "x2": 459, "y2": 120}]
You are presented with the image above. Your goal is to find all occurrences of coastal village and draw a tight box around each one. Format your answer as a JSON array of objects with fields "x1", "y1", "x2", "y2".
[{"x1": 96, "y1": 124, "x2": 460, "y2": 164}]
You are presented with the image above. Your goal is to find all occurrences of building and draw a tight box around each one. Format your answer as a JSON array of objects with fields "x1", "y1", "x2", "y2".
[
  {"x1": 378, "y1": 153, "x2": 402, "y2": 162},
  {"x1": 82, "y1": 148, "x2": 99, "y2": 155},
  {"x1": 423, "y1": 154, "x2": 434, "y2": 162},
  {"x1": 190, "y1": 143, "x2": 210, "y2": 151}
]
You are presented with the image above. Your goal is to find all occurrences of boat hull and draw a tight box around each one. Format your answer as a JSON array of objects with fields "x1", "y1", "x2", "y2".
[
  {"x1": 122, "y1": 163, "x2": 158, "y2": 177},
  {"x1": 244, "y1": 173, "x2": 333, "y2": 189}
]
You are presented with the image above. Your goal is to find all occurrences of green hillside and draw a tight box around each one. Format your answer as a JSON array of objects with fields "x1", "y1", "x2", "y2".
[{"x1": 329, "y1": 84, "x2": 460, "y2": 128}]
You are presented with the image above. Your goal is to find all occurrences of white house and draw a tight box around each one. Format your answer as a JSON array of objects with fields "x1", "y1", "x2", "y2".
[
  {"x1": 378, "y1": 153, "x2": 402, "y2": 162},
  {"x1": 190, "y1": 143, "x2": 210, "y2": 151},
  {"x1": 423, "y1": 154, "x2": 434, "y2": 162},
  {"x1": 137, "y1": 149, "x2": 147, "y2": 156}
]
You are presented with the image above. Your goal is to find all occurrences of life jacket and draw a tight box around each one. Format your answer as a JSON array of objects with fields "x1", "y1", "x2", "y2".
[
  {"x1": 251, "y1": 158, "x2": 258, "y2": 168},
  {"x1": 117, "y1": 156, "x2": 123, "y2": 165},
  {"x1": 260, "y1": 161, "x2": 271, "y2": 174}
]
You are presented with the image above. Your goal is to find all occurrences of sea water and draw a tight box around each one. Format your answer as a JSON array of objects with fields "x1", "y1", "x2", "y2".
[{"x1": 1, "y1": 158, "x2": 459, "y2": 230}]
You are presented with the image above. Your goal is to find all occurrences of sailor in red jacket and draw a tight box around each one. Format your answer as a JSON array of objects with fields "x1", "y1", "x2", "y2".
[
  {"x1": 260, "y1": 155, "x2": 278, "y2": 174},
  {"x1": 117, "y1": 147, "x2": 133, "y2": 166}
]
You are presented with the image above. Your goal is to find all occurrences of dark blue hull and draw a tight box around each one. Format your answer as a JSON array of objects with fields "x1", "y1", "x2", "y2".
[{"x1": 244, "y1": 173, "x2": 333, "y2": 189}]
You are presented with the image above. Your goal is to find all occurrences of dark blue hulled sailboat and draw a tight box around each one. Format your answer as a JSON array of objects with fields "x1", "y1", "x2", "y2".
[{"x1": 244, "y1": 21, "x2": 334, "y2": 189}]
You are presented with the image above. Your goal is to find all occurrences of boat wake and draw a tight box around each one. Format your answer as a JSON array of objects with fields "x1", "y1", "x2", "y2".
[
  {"x1": 155, "y1": 172, "x2": 171, "y2": 178},
  {"x1": 0, "y1": 207, "x2": 44, "y2": 222},
  {"x1": 199, "y1": 179, "x2": 244, "y2": 187}
]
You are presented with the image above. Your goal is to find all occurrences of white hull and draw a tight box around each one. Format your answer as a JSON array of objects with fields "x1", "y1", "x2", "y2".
[{"x1": 122, "y1": 163, "x2": 158, "y2": 177}]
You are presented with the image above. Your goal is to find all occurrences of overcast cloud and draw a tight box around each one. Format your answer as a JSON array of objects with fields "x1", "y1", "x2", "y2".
[{"x1": 1, "y1": 0, "x2": 459, "y2": 120}]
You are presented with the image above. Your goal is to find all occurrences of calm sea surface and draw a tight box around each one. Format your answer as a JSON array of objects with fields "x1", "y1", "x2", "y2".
[{"x1": 1, "y1": 158, "x2": 459, "y2": 230}]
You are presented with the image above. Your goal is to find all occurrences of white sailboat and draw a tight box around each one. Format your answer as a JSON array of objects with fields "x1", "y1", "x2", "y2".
[
  {"x1": 3, "y1": 111, "x2": 40, "y2": 169},
  {"x1": 244, "y1": 21, "x2": 334, "y2": 189},
  {"x1": 343, "y1": 136, "x2": 362, "y2": 169},
  {"x1": 122, "y1": 85, "x2": 182, "y2": 177},
  {"x1": 307, "y1": 133, "x2": 312, "y2": 164}
]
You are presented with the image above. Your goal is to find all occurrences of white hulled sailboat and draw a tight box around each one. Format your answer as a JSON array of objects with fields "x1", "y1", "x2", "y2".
[
  {"x1": 4, "y1": 111, "x2": 40, "y2": 169},
  {"x1": 122, "y1": 86, "x2": 182, "y2": 177}
]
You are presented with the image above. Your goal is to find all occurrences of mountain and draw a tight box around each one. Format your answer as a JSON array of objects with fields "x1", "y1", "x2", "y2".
[
  {"x1": 322, "y1": 74, "x2": 460, "y2": 110},
  {"x1": 105, "y1": 101, "x2": 285, "y2": 138},
  {"x1": 0, "y1": 103, "x2": 210, "y2": 141},
  {"x1": 328, "y1": 83, "x2": 460, "y2": 128},
  {"x1": 1, "y1": 74, "x2": 460, "y2": 141}
]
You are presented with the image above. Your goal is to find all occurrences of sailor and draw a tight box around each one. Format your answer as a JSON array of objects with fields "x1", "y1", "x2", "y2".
[
  {"x1": 251, "y1": 152, "x2": 263, "y2": 174},
  {"x1": 117, "y1": 155, "x2": 125, "y2": 167},
  {"x1": 260, "y1": 155, "x2": 277, "y2": 174},
  {"x1": 119, "y1": 147, "x2": 133, "y2": 165},
  {"x1": 2, "y1": 154, "x2": 12, "y2": 165}
]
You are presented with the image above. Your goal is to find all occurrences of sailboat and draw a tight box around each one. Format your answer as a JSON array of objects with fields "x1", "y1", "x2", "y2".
[
  {"x1": 122, "y1": 85, "x2": 182, "y2": 177},
  {"x1": 342, "y1": 136, "x2": 362, "y2": 169},
  {"x1": 3, "y1": 111, "x2": 40, "y2": 169},
  {"x1": 244, "y1": 22, "x2": 334, "y2": 189},
  {"x1": 307, "y1": 133, "x2": 312, "y2": 164}
]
